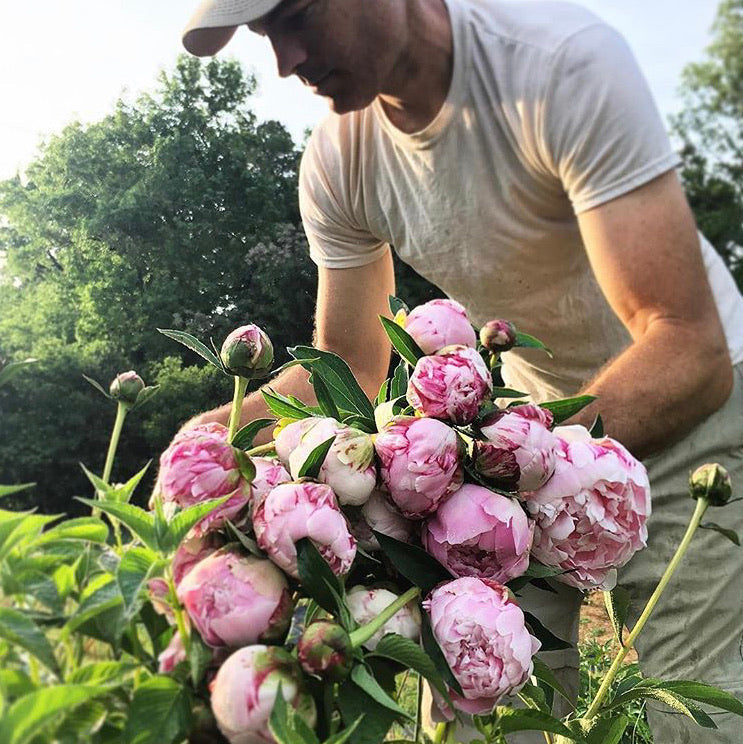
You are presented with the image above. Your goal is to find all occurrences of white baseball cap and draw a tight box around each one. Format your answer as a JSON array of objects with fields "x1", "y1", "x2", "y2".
[{"x1": 182, "y1": 0, "x2": 284, "y2": 56}]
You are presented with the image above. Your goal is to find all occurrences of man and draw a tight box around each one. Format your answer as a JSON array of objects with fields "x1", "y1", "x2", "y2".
[{"x1": 181, "y1": 1, "x2": 743, "y2": 741}]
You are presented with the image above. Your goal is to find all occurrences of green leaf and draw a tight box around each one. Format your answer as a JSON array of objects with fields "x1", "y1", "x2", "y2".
[
  {"x1": 540, "y1": 395, "x2": 597, "y2": 425},
  {"x1": 188, "y1": 631, "x2": 214, "y2": 687},
  {"x1": 582, "y1": 714, "x2": 630, "y2": 744},
  {"x1": 298, "y1": 436, "x2": 336, "y2": 479},
  {"x1": 420, "y1": 612, "x2": 463, "y2": 696},
  {"x1": 373, "y1": 531, "x2": 453, "y2": 596},
  {"x1": 375, "y1": 379, "x2": 389, "y2": 407},
  {"x1": 62, "y1": 574, "x2": 124, "y2": 645},
  {"x1": 699, "y1": 522, "x2": 741, "y2": 545},
  {"x1": 269, "y1": 685, "x2": 316, "y2": 744},
  {"x1": 263, "y1": 388, "x2": 314, "y2": 419},
  {"x1": 493, "y1": 707, "x2": 581, "y2": 739},
  {"x1": 531, "y1": 656, "x2": 573, "y2": 704},
  {"x1": 162, "y1": 495, "x2": 231, "y2": 552},
  {"x1": 0, "y1": 685, "x2": 106, "y2": 744},
  {"x1": 288, "y1": 346, "x2": 375, "y2": 420},
  {"x1": 68, "y1": 661, "x2": 137, "y2": 686},
  {"x1": 232, "y1": 418, "x2": 276, "y2": 449},
  {"x1": 337, "y1": 671, "x2": 399, "y2": 744},
  {"x1": 157, "y1": 328, "x2": 222, "y2": 370},
  {"x1": 82, "y1": 373, "x2": 112, "y2": 399},
  {"x1": 388, "y1": 295, "x2": 410, "y2": 316},
  {"x1": 523, "y1": 611, "x2": 571, "y2": 651},
  {"x1": 350, "y1": 665, "x2": 412, "y2": 719},
  {"x1": 513, "y1": 331, "x2": 553, "y2": 357},
  {"x1": 75, "y1": 499, "x2": 157, "y2": 550},
  {"x1": 378, "y1": 316, "x2": 425, "y2": 367},
  {"x1": 492, "y1": 386, "x2": 529, "y2": 399},
  {"x1": 603, "y1": 586, "x2": 631, "y2": 646},
  {"x1": 32, "y1": 517, "x2": 109, "y2": 547},
  {"x1": 0, "y1": 608, "x2": 59, "y2": 675},
  {"x1": 296, "y1": 538, "x2": 345, "y2": 616},
  {"x1": 634, "y1": 689, "x2": 716, "y2": 728},
  {"x1": 311, "y1": 371, "x2": 341, "y2": 419},
  {"x1": 0, "y1": 511, "x2": 58, "y2": 561},
  {"x1": 323, "y1": 715, "x2": 365, "y2": 744},
  {"x1": 0, "y1": 358, "x2": 38, "y2": 389},
  {"x1": 0, "y1": 484, "x2": 35, "y2": 499},
  {"x1": 646, "y1": 679, "x2": 743, "y2": 717},
  {"x1": 51, "y1": 700, "x2": 108, "y2": 742},
  {"x1": 123, "y1": 676, "x2": 193, "y2": 744},
  {"x1": 518, "y1": 682, "x2": 550, "y2": 713},
  {"x1": 110, "y1": 461, "x2": 153, "y2": 504},
  {"x1": 389, "y1": 360, "x2": 408, "y2": 400},
  {"x1": 131, "y1": 384, "x2": 160, "y2": 411},
  {"x1": 589, "y1": 414, "x2": 604, "y2": 438},
  {"x1": 371, "y1": 633, "x2": 452, "y2": 706},
  {"x1": 117, "y1": 546, "x2": 158, "y2": 618}
]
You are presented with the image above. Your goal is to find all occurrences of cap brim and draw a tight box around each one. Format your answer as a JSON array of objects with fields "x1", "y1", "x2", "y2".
[{"x1": 183, "y1": 26, "x2": 239, "y2": 57}]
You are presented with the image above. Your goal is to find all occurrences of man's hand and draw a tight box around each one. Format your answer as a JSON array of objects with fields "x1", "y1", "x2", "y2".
[{"x1": 574, "y1": 169, "x2": 732, "y2": 458}]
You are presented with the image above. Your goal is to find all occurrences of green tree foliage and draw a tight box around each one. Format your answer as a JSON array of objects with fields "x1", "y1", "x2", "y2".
[
  {"x1": 672, "y1": 0, "x2": 743, "y2": 287},
  {"x1": 0, "y1": 55, "x2": 316, "y2": 512}
]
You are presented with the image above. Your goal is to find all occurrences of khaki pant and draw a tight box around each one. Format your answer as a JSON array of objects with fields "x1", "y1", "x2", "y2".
[{"x1": 427, "y1": 362, "x2": 743, "y2": 743}]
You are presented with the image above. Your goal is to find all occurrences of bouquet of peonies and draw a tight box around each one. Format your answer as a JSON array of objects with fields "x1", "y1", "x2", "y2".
[{"x1": 0, "y1": 298, "x2": 740, "y2": 744}]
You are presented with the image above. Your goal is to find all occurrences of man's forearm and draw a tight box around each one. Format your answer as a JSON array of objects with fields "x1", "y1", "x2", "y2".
[{"x1": 568, "y1": 319, "x2": 733, "y2": 459}]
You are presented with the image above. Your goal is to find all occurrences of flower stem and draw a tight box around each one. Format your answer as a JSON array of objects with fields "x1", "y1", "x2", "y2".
[
  {"x1": 245, "y1": 442, "x2": 276, "y2": 457},
  {"x1": 102, "y1": 402, "x2": 128, "y2": 485},
  {"x1": 167, "y1": 570, "x2": 192, "y2": 657},
  {"x1": 228, "y1": 376, "x2": 249, "y2": 442},
  {"x1": 348, "y1": 587, "x2": 421, "y2": 648},
  {"x1": 433, "y1": 722, "x2": 450, "y2": 744},
  {"x1": 583, "y1": 496, "x2": 710, "y2": 721}
]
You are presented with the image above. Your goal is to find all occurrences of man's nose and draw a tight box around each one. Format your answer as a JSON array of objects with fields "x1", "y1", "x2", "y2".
[{"x1": 269, "y1": 34, "x2": 308, "y2": 78}]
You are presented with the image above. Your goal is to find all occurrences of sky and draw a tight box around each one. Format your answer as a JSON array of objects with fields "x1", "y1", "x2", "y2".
[{"x1": 0, "y1": 0, "x2": 720, "y2": 181}]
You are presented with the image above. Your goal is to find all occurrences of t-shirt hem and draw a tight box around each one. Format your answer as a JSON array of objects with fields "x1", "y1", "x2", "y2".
[
  {"x1": 572, "y1": 152, "x2": 682, "y2": 214},
  {"x1": 308, "y1": 242, "x2": 389, "y2": 269}
]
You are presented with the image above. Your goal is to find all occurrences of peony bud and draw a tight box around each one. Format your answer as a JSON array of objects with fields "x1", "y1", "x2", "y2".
[
  {"x1": 403, "y1": 299, "x2": 477, "y2": 355},
  {"x1": 479, "y1": 320, "x2": 517, "y2": 353},
  {"x1": 109, "y1": 370, "x2": 144, "y2": 406},
  {"x1": 689, "y1": 463, "x2": 733, "y2": 507},
  {"x1": 158, "y1": 631, "x2": 187, "y2": 674},
  {"x1": 297, "y1": 621, "x2": 354, "y2": 681},
  {"x1": 220, "y1": 324, "x2": 274, "y2": 379},
  {"x1": 210, "y1": 645, "x2": 316, "y2": 744},
  {"x1": 346, "y1": 586, "x2": 422, "y2": 650}
]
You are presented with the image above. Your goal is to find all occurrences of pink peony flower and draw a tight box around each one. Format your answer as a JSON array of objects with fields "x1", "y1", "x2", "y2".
[
  {"x1": 375, "y1": 416, "x2": 463, "y2": 519},
  {"x1": 210, "y1": 645, "x2": 316, "y2": 744},
  {"x1": 156, "y1": 423, "x2": 250, "y2": 533},
  {"x1": 404, "y1": 299, "x2": 477, "y2": 355},
  {"x1": 158, "y1": 631, "x2": 187, "y2": 674},
  {"x1": 250, "y1": 457, "x2": 291, "y2": 504},
  {"x1": 274, "y1": 418, "x2": 319, "y2": 463},
  {"x1": 177, "y1": 547, "x2": 293, "y2": 648},
  {"x1": 286, "y1": 418, "x2": 377, "y2": 506},
  {"x1": 346, "y1": 586, "x2": 422, "y2": 650},
  {"x1": 220, "y1": 324, "x2": 274, "y2": 379},
  {"x1": 525, "y1": 425, "x2": 651, "y2": 590},
  {"x1": 172, "y1": 531, "x2": 222, "y2": 586},
  {"x1": 424, "y1": 577, "x2": 540, "y2": 715},
  {"x1": 422, "y1": 484, "x2": 534, "y2": 583},
  {"x1": 253, "y1": 482, "x2": 357, "y2": 579},
  {"x1": 478, "y1": 405, "x2": 558, "y2": 491},
  {"x1": 407, "y1": 345, "x2": 492, "y2": 424},
  {"x1": 350, "y1": 489, "x2": 415, "y2": 551}
]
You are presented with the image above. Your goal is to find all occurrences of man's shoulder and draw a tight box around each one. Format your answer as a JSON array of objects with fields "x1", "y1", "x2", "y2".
[{"x1": 458, "y1": 0, "x2": 608, "y2": 56}]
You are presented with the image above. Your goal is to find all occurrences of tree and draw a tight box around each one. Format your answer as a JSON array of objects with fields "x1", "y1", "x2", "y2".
[{"x1": 672, "y1": 0, "x2": 743, "y2": 287}]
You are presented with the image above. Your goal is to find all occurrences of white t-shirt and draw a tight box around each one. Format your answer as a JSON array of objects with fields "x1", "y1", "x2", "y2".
[{"x1": 299, "y1": 0, "x2": 743, "y2": 401}]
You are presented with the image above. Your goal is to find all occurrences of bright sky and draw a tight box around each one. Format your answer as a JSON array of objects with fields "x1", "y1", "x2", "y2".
[{"x1": 0, "y1": 0, "x2": 719, "y2": 181}]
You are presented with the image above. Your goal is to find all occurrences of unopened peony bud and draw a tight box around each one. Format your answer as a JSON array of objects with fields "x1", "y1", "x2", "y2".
[
  {"x1": 404, "y1": 299, "x2": 477, "y2": 355},
  {"x1": 479, "y1": 320, "x2": 517, "y2": 353},
  {"x1": 109, "y1": 370, "x2": 144, "y2": 406},
  {"x1": 297, "y1": 621, "x2": 353, "y2": 681},
  {"x1": 689, "y1": 463, "x2": 733, "y2": 507},
  {"x1": 346, "y1": 586, "x2": 422, "y2": 650},
  {"x1": 220, "y1": 324, "x2": 274, "y2": 379}
]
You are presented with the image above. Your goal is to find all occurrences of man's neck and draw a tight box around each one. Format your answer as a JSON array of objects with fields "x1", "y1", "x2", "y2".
[{"x1": 378, "y1": 0, "x2": 453, "y2": 134}]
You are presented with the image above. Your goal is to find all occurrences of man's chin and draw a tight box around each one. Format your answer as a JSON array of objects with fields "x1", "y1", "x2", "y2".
[{"x1": 322, "y1": 90, "x2": 375, "y2": 116}]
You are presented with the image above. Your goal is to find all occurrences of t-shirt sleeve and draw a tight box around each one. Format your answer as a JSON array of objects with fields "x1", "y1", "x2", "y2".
[
  {"x1": 299, "y1": 123, "x2": 389, "y2": 269},
  {"x1": 539, "y1": 23, "x2": 681, "y2": 214}
]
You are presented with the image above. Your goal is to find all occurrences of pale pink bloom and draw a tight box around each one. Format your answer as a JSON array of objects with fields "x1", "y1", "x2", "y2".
[
  {"x1": 351, "y1": 489, "x2": 415, "y2": 551},
  {"x1": 525, "y1": 425, "x2": 651, "y2": 590},
  {"x1": 374, "y1": 416, "x2": 463, "y2": 519},
  {"x1": 177, "y1": 548, "x2": 293, "y2": 648},
  {"x1": 404, "y1": 299, "x2": 477, "y2": 355},
  {"x1": 346, "y1": 586, "x2": 422, "y2": 650},
  {"x1": 422, "y1": 484, "x2": 534, "y2": 583},
  {"x1": 210, "y1": 645, "x2": 316, "y2": 744},
  {"x1": 250, "y1": 457, "x2": 291, "y2": 504},
  {"x1": 479, "y1": 405, "x2": 558, "y2": 492},
  {"x1": 424, "y1": 577, "x2": 540, "y2": 715},
  {"x1": 157, "y1": 423, "x2": 251, "y2": 532},
  {"x1": 407, "y1": 345, "x2": 492, "y2": 425},
  {"x1": 158, "y1": 631, "x2": 187, "y2": 674},
  {"x1": 274, "y1": 418, "x2": 319, "y2": 463},
  {"x1": 253, "y1": 482, "x2": 357, "y2": 579},
  {"x1": 287, "y1": 418, "x2": 377, "y2": 506},
  {"x1": 220, "y1": 324, "x2": 273, "y2": 379}
]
